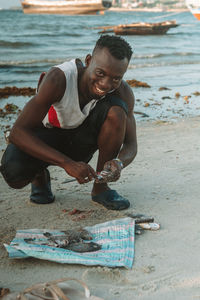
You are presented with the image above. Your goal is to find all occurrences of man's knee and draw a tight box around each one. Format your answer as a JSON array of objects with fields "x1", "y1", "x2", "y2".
[
  {"x1": 105, "y1": 106, "x2": 127, "y2": 130},
  {"x1": 5, "y1": 179, "x2": 30, "y2": 189},
  {"x1": 0, "y1": 143, "x2": 47, "y2": 189},
  {"x1": 0, "y1": 160, "x2": 32, "y2": 189}
]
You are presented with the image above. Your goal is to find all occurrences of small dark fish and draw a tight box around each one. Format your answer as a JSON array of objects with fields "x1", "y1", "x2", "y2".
[
  {"x1": 25, "y1": 228, "x2": 101, "y2": 253},
  {"x1": 135, "y1": 224, "x2": 144, "y2": 235},
  {"x1": 126, "y1": 213, "x2": 154, "y2": 224},
  {"x1": 65, "y1": 241, "x2": 101, "y2": 253}
]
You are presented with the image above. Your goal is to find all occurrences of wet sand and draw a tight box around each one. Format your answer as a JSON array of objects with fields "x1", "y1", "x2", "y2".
[{"x1": 0, "y1": 116, "x2": 200, "y2": 299}]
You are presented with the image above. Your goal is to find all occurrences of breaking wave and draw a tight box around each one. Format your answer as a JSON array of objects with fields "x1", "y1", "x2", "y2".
[
  {"x1": 133, "y1": 52, "x2": 200, "y2": 59},
  {"x1": 0, "y1": 40, "x2": 37, "y2": 48}
]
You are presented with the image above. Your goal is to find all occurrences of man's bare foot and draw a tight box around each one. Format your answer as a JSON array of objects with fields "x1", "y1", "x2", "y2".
[
  {"x1": 91, "y1": 182, "x2": 110, "y2": 197},
  {"x1": 32, "y1": 169, "x2": 48, "y2": 187}
]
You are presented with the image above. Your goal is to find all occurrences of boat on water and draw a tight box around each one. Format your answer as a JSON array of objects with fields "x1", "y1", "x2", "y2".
[
  {"x1": 186, "y1": 0, "x2": 200, "y2": 20},
  {"x1": 20, "y1": 0, "x2": 112, "y2": 15},
  {"x1": 97, "y1": 20, "x2": 179, "y2": 35}
]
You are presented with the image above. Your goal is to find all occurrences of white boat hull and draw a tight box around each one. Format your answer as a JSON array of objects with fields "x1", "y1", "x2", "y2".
[{"x1": 21, "y1": 0, "x2": 108, "y2": 15}]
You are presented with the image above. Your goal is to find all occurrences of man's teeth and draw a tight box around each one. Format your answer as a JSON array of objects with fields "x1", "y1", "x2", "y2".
[{"x1": 96, "y1": 87, "x2": 105, "y2": 93}]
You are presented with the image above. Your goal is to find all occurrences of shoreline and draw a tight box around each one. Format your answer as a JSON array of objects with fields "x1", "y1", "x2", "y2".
[
  {"x1": 108, "y1": 7, "x2": 188, "y2": 13},
  {"x1": 1, "y1": 83, "x2": 200, "y2": 126}
]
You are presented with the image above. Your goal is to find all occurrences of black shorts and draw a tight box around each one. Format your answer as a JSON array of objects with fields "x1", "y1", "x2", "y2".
[{"x1": 0, "y1": 94, "x2": 128, "y2": 184}]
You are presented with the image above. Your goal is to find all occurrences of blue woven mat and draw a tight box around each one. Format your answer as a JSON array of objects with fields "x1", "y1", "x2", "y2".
[{"x1": 4, "y1": 217, "x2": 135, "y2": 269}]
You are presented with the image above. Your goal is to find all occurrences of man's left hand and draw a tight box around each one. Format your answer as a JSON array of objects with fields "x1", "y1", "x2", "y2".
[{"x1": 96, "y1": 159, "x2": 123, "y2": 183}]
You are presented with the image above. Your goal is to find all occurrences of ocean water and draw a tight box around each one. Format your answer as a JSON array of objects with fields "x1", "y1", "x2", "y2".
[{"x1": 0, "y1": 9, "x2": 200, "y2": 121}]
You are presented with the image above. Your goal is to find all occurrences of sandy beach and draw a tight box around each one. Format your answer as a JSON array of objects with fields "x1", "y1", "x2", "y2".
[{"x1": 1, "y1": 115, "x2": 200, "y2": 299}]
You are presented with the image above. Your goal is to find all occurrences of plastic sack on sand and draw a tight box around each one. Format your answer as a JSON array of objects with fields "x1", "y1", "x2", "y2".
[{"x1": 4, "y1": 217, "x2": 135, "y2": 269}]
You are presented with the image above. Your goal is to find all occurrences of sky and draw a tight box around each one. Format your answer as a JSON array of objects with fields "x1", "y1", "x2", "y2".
[{"x1": 0, "y1": 0, "x2": 21, "y2": 9}]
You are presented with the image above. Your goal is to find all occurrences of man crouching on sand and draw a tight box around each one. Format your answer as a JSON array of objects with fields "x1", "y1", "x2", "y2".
[{"x1": 0, "y1": 35, "x2": 137, "y2": 211}]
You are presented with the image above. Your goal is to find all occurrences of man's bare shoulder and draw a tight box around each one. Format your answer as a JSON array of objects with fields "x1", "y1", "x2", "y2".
[
  {"x1": 37, "y1": 67, "x2": 66, "y2": 103},
  {"x1": 40, "y1": 67, "x2": 66, "y2": 90},
  {"x1": 114, "y1": 80, "x2": 135, "y2": 111}
]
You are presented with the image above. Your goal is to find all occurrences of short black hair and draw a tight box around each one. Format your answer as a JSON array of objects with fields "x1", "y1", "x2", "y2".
[{"x1": 93, "y1": 35, "x2": 133, "y2": 61}]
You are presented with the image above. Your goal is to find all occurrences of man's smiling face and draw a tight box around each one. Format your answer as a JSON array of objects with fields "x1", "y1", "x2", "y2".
[{"x1": 85, "y1": 47, "x2": 129, "y2": 99}]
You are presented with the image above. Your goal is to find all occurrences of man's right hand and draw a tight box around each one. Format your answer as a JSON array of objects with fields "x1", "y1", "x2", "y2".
[{"x1": 62, "y1": 161, "x2": 97, "y2": 184}]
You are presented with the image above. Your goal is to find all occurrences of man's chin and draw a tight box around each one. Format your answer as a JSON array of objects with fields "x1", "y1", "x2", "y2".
[
  {"x1": 96, "y1": 94, "x2": 106, "y2": 99},
  {"x1": 90, "y1": 87, "x2": 108, "y2": 99},
  {"x1": 93, "y1": 90, "x2": 108, "y2": 99}
]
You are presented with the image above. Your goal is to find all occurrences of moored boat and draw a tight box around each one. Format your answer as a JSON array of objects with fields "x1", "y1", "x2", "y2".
[
  {"x1": 97, "y1": 20, "x2": 179, "y2": 35},
  {"x1": 20, "y1": 0, "x2": 112, "y2": 15},
  {"x1": 186, "y1": 0, "x2": 200, "y2": 20}
]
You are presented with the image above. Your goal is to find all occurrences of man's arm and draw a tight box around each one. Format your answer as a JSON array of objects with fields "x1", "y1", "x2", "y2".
[
  {"x1": 117, "y1": 80, "x2": 137, "y2": 168},
  {"x1": 96, "y1": 81, "x2": 137, "y2": 183},
  {"x1": 9, "y1": 68, "x2": 97, "y2": 183}
]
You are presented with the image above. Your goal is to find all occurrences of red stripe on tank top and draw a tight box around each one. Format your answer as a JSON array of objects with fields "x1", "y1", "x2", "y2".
[{"x1": 48, "y1": 105, "x2": 61, "y2": 128}]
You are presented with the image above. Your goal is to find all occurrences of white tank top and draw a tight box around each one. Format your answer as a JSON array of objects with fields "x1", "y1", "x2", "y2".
[{"x1": 42, "y1": 59, "x2": 98, "y2": 129}]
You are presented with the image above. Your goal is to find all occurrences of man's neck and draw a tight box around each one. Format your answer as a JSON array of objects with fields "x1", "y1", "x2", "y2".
[{"x1": 77, "y1": 67, "x2": 93, "y2": 109}]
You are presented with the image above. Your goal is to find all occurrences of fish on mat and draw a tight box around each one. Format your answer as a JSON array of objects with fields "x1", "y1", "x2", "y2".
[{"x1": 24, "y1": 228, "x2": 101, "y2": 253}]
